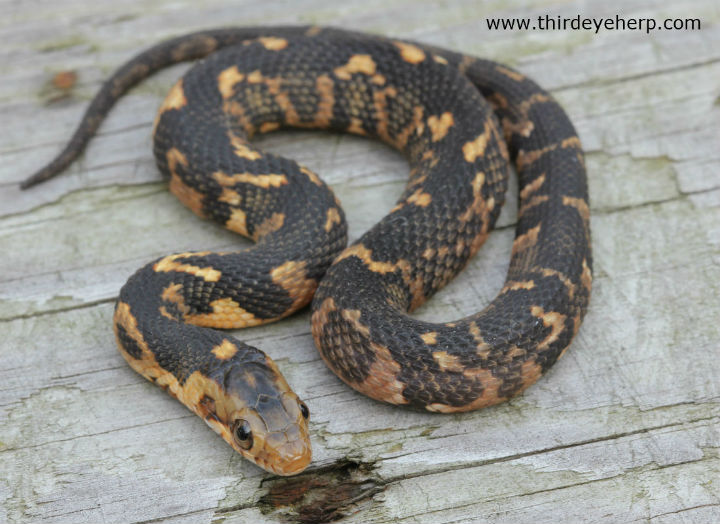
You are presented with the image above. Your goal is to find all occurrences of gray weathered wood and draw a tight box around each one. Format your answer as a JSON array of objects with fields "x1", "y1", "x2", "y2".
[{"x1": 1, "y1": 0, "x2": 719, "y2": 522}]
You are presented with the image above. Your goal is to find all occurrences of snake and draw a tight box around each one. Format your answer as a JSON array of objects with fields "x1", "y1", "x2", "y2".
[{"x1": 22, "y1": 26, "x2": 592, "y2": 476}]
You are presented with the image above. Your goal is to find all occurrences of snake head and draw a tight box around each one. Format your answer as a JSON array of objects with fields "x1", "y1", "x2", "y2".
[{"x1": 202, "y1": 352, "x2": 312, "y2": 476}]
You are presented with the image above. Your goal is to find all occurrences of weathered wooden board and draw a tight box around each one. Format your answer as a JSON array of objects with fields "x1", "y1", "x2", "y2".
[{"x1": 1, "y1": 0, "x2": 719, "y2": 522}]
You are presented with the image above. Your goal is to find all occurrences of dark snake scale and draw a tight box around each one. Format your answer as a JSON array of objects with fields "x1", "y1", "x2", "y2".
[{"x1": 22, "y1": 26, "x2": 592, "y2": 475}]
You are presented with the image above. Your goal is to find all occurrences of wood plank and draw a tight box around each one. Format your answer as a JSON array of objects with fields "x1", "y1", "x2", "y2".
[{"x1": 1, "y1": 0, "x2": 718, "y2": 522}]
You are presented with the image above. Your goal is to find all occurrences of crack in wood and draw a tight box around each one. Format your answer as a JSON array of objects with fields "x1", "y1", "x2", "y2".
[{"x1": 253, "y1": 459, "x2": 384, "y2": 524}]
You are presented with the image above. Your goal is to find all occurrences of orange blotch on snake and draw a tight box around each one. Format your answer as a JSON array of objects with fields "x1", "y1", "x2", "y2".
[
  {"x1": 218, "y1": 187, "x2": 242, "y2": 206},
  {"x1": 257, "y1": 36, "x2": 289, "y2": 50},
  {"x1": 495, "y1": 65, "x2": 525, "y2": 82},
  {"x1": 226, "y1": 208, "x2": 249, "y2": 236},
  {"x1": 213, "y1": 170, "x2": 288, "y2": 189},
  {"x1": 186, "y1": 297, "x2": 264, "y2": 328},
  {"x1": 427, "y1": 112, "x2": 454, "y2": 142},
  {"x1": 253, "y1": 212, "x2": 285, "y2": 241},
  {"x1": 432, "y1": 350, "x2": 464, "y2": 372},
  {"x1": 511, "y1": 225, "x2": 541, "y2": 255},
  {"x1": 393, "y1": 41, "x2": 426, "y2": 64},
  {"x1": 212, "y1": 339, "x2": 239, "y2": 360},
  {"x1": 270, "y1": 260, "x2": 317, "y2": 312},
  {"x1": 420, "y1": 331, "x2": 438, "y2": 345},
  {"x1": 353, "y1": 343, "x2": 408, "y2": 406},
  {"x1": 166, "y1": 148, "x2": 206, "y2": 218},
  {"x1": 530, "y1": 305, "x2": 567, "y2": 351},
  {"x1": 502, "y1": 280, "x2": 536, "y2": 292},
  {"x1": 581, "y1": 258, "x2": 593, "y2": 293},
  {"x1": 333, "y1": 54, "x2": 377, "y2": 80},
  {"x1": 217, "y1": 66, "x2": 245, "y2": 99},
  {"x1": 406, "y1": 188, "x2": 432, "y2": 207},
  {"x1": 324, "y1": 207, "x2": 342, "y2": 232},
  {"x1": 562, "y1": 195, "x2": 590, "y2": 222},
  {"x1": 159, "y1": 79, "x2": 187, "y2": 112},
  {"x1": 462, "y1": 121, "x2": 494, "y2": 163},
  {"x1": 154, "y1": 252, "x2": 221, "y2": 282},
  {"x1": 517, "y1": 136, "x2": 581, "y2": 169}
]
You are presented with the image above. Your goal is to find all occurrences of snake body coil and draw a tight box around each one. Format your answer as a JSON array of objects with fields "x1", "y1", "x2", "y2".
[{"x1": 23, "y1": 27, "x2": 592, "y2": 476}]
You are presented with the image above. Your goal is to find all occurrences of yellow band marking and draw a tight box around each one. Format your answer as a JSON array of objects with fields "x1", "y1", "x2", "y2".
[
  {"x1": 218, "y1": 187, "x2": 242, "y2": 206},
  {"x1": 341, "y1": 309, "x2": 371, "y2": 337},
  {"x1": 512, "y1": 225, "x2": 541, "y2": 255},
  {"x1": 407, "y1": 188, "x2": 432, "y2": 207},
  {"x1": 301, "y1": 166, "x2": 323, "y2": 186},
  {"x1": 462, "y1": 121, "x2": 494, "y2": 163},
  {"x1": 392, "y1": 104, "x2": 425, "y2": 150},
  {"x1": 314, "y1": 74, "x2": 335, "y2": 127},
  {"x1": 459, "y1": 171, "x2": 486, "y2": 223},
  {"x1": 227, "y1": 133, "x2": 262, "y2": 160},
  {"x1": 519, "y1": 194, "x2": 549, "y2": 217},
  {"x1": 186, "y1": 297, "x2": 263, "y2": 328},
  {"x1": 161, "y1": 283, "x2": 190, "y2": 315},
  {"x1": 517, "y1": 136, "x2": 582, "y2": 170},
  {"x1": 427, "y1": 112, "x2": 454, "y2": 142},
  {"x1": 537, "y1": 267, "x2": 575, "y2": 300},
  {"x1": 324, "y1": 207, "x2": 342, "y2": 232},
  {"x1": 259, "y1": 122, "x2": 280, "y2": 133},
  {"x1": 257, "y1": 36, "x2": 288, "y2": 50},
  {"x1": 253, "y1": 212, "x2": 285, "y2": 241},
  {"x1": 502, "y1": 280, "x2": 536, "y2": 292},
  {"x1": 393, "y1": 41, "x2": 426, "y2": 64},
  {"x1": 166, "y1": 148, "x2": 206, "y2": 218},
  {"x1": 311, "y1": 296, "x2": 337, "y2": 337},
  {"x1": 217, "y1": 66, "x2": 245, "y2": 99},
  {"x1": 350, "y1": 342, "x2": 409, "y2": 405},
  {"x1": 530, "y1": 305, "x2": 567, "y2": 351},
  {"x1": 159, "y1": 79, "x2": 187, "y2": 112},
  {"x1": 154, "y1": 253, "x2": 221, "y2": 282},
  {"x1": 264, "y1": 76, "x2": 300, "y2": 123},
  {"x1": 421, "y1": 332, "x2": 438, "y2": 345},
  {"x1": 334, "y1": 54, "x2": 377, "y2": 80},
  {"x1": 213, "y1": 171, "x2": 288, "y2": 188},
  {"x1": 334, "y1": 244, "x2": 406, "y2": 274},
  {"x1": 153, "y1": 78, "x2": 187, "y2": 135},
  {"x1": 270, "y1": 260, "x2": 317, "y2": 312},
  {"x1": 373, "y1": 86, "x2": 398, "y2": 144},
  {"x1": 518, "y1": 93, "x2": 550, "y2": 114},
  {"x1": 427, "y1": 367, "x2": 503, "y2": 412},
  {"x1": 495, "y1": 65, "x2": 525, "y2": 82},
  {"x1": 519, "y1": 173, "x2": 546, "y2": 200},
  {"x1": 226, "y1": 208, "x2": 248, "y2": 236},
  {"x1": 159, "y1": 306, "x2": 175, "y2": 320},
  {"x1": 432, "y1": 350, "x2": 463, "y2": 372},
  {"x1": 114, "y1": 301, "x2": 150, "y2": 355},
  {"x1": 247, "y1": 69, "x2": 264, "y2": 83},
  {"x1": 347, "y1": 117, "x2": 367, "y2": 135},
  {"x1": 562, "y1": 195, "x2": 590, "y2": 222},
  {"x1": 581, "y1": 258, "x2": 593, "y2": 293},
  {"x1": 212, "y1": 339, "x2": 239, "y2": 360}
]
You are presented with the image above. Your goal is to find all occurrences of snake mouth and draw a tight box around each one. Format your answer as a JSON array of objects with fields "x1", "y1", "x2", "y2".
[
  {"x1": 252, "y1": 418, "x2": 312, "y2": 476},
  {"x1": 264, "y1": 438, "x2": 312, "y2": 476}
]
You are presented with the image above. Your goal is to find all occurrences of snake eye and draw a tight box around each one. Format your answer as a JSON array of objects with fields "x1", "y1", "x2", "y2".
[
  {"x1": 299, "y1": 401, "x2": 309, "y2": 419},
  {"x1": 233, "y1": 419, "x2": 253, "y2": 450}
]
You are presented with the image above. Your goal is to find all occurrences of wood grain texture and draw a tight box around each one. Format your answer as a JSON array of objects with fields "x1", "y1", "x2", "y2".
[{"x1": 1, "y1": 0, "x2": 719, "y2": 522}]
